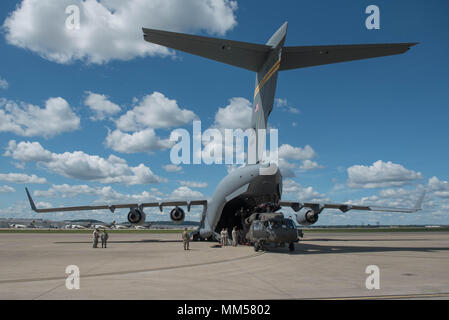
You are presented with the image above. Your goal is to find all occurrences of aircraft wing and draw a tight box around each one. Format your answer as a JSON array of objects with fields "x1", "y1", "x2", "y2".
[
  {"x1": 25, "y1": 188, "x2": 207, "y2": 213},
  {"x1": 279, "y1": 191, "x2": 425, "y2": 213},
  {"x1": 280, "y1": 42, "x2": 418, "y2": 70}
]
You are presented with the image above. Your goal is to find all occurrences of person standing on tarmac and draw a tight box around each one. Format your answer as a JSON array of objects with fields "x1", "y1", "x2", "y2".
[
  {"x1": 92, "y1": 228, "x2": 100, "y2": 248},
  {"x1": 223, "y1": 228, "x2": 229, "y2": 246},
  {"x1": 220, "y1": 228, "x2": 225, "y2": 246},
  {"x1": 101, "y1": 229, "x2": 109, "y2": 248},
  {"x1": 232, "y1": 226, "x2": 238, "y2": 246},
  {"x1": 182, "y1": 228, "x2": 190, "y2": 250}
]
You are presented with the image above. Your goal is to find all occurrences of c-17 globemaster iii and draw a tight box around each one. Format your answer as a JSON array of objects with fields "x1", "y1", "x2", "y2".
[{"x1": 25, "y1": 22, "x2": 423, "y2": 245}]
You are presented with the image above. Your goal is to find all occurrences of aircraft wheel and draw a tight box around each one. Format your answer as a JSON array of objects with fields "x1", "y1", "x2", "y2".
[
  {"x1": 193, "y1": 234, "x2": 199, "y2": 241},
  {"x1": 254, "y1": 242, "x2": 260, "y2": 252},
  {"x1": 289, "y1": 242, "x2": 295, "y2": 252}
]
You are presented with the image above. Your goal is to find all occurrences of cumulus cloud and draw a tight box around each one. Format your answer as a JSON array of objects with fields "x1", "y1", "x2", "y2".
[
  {"x1": 347, "y1": 160, "x2": 423, "y2": 189},
  {"x1": 346, "y1": 186, "x2": 426, "y2": 210},
  {"x1": 299, "y1": 159, "x2": 324, "y2": 171},
  {"x1": 278, "y1": 158, "x2": 297, "y2": 178},
  {"x1": 163, "y1": 164, "x2": 183, "y2": 173},
  {"x1": 33, "y1": 184, "x2": 164, "y2": 204},
  {"x1": 0, "y1": 185, "x2": 16, "y2": 193},
  {"x1": 0, "y1": 97, "x2": 80, "y2": 137},
  {"x1": 3, "y1": 0, "x2": 238, "y2": 64},
  {"x1": 5, "y1": 140, "x2": 165, "y2": 185},
  {"x1": 179, "y1": 181, "x2": 208, "y2": 188},
  {"x1": 213, "y1": 97, "x2": 253, "y2": 130},
  {"x1": 105, "y1": 128, "x2": 173, "y2": 153},
  {"x1": 277, "y1": 144, "x2": 321, "y2": 176},
  {"x1": 0, "y1": 77, "x2": 8, "y2": 89},
  {"x1": 115, "y1": 92, "x2": 197, "y2": 131},
  {"x1": 84, "y1": 92, "x2": 121, "y2": 121},
  {"x1": 275, "y1": 98, "x2": 300, "y2": 114},
  {"x1": 169, "y1": 186, "x2": 203, "y2": 199},
  {"x1": 282, "y1": 179, "x2": 329, "y2": 202},
  {"x1": 0, "y1": 172, "x2": 47, "y2": 184},
  {"x1": 428, "y1": 176, "x2": 449, "y2": 198},
  {"x1": 279, "y1": 144, "x2": 316, "y2": 161}
]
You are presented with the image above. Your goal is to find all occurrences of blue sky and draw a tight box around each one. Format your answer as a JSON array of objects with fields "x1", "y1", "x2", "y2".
[{"x1": 0, "y1": 0, "x2": 448, "y2": 225}]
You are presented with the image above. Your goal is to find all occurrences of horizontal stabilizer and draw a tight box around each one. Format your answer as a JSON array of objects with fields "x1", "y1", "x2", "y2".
[
  {"x1": 143, "y1": 28, "x2": 272, "y2": 72},
  {"x1": 280, "y1": 42, "x2": 418, "y2": 70}
]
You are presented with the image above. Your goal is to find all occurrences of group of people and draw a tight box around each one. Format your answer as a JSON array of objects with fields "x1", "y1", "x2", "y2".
[
  {"x1": 220, "y1": 226, "x2": 239, "y2": 246},
  {"x1": 182, "y1": 226, "x2": 241, "y2": 251},
  {"x1": 92, "y1": 226, "x2": 242, "y2": 250},
  {"x1": 92, "y1": 228, "x2": 109, "y2": 248}
]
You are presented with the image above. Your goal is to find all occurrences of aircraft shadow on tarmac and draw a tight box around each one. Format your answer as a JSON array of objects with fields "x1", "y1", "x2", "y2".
[
  {"x1": 301, "y1": 238, "x2": 441, "y2": 242},
  {"x1": 266, "y1": 242, "x2": 449, "y2": 255}
]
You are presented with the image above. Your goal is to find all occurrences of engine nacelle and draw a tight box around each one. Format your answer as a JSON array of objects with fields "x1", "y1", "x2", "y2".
[
  {"x1": 127, "y1": 208, "x2": 146, "y2": 225},
  {"x1": 296, "y1": 210, "x2": 319, "y2": 226},
  {"x1": 170, "y1": 207, "x2": 185, "y2": 224}
]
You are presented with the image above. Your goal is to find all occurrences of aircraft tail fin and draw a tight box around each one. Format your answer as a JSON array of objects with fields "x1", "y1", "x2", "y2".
[{"x1": 251, "y1": 22, "x2": 287, "y2": 134}]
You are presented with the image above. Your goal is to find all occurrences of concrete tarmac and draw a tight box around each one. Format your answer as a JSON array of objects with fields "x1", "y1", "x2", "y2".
[{"x1": 0, "y1": 231, "x2": 448, "y2": 300}]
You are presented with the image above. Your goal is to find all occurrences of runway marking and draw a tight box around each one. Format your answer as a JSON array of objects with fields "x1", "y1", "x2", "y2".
[
  {"x1": 312, "y1": 292, "x2": 449, "y2": 300},
  {"x1": 0, "y1": 251, "x2": 265, "y2": 285}
]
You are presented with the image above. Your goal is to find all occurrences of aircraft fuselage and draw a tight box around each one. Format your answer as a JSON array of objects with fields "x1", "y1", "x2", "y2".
[{"x1": 199, "y1": 163, "x2": 282, "y2": 238}]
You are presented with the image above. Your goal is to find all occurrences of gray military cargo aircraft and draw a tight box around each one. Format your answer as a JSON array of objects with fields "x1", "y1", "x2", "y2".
[{"x1": 25, "y1": 22, "x2": 423, "y2": 243}]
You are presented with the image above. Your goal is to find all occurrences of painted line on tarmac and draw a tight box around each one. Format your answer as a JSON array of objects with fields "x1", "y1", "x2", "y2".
[
  {"x1": 312, "y1": 292, "x2": 449, "y2": 300},
  {"x1": 0, "y1": 251, "x2": 265, "y2": 284}
]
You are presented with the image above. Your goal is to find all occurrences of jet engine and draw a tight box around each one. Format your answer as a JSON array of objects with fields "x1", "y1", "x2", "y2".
[
  {"x1": 170, "y1": 207, "x2": 185, "y2": 224},
  {"x1": 127, "y1": 208, "x2": 146, "y2": 225},
  {"x1": 296, "y1": 209, "x2": 319, "y2": 226}
]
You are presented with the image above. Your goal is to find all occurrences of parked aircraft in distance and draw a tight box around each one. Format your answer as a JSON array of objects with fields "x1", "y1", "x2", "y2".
[{"x1": 9, "y1": 224, "x2": 28, "y2": 229}]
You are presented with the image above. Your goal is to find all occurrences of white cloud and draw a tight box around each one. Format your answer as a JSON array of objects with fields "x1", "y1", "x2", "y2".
[
  {"x1": 275, "y1": 98, "x2": 288, "y2": 108},
  {"x1": 0, "y1": 77, "x2": 8, "y2": 89},
  {"x1": 213, "y1": 97, "x2": 253, "y2": 130},
  {"x1": 0, "y1": 97, "x2": 80, "y2": 138},
  {"x1": 299, "y1": 159, "x2": 324, "y2": 171},
  {"x1": 105, "y1": 128, "x2": 173, "y2": 153},
  {"x1": 275, "y1": 98, "x2": 300, "y2": 114},
  {"x1": 179, "y1": 181, "x2": 208, "y2": 188},
  {"x1": 84, "y1": 92, "x2": 121, "y2": 121},
  {"x1": 0, "y1": 173, "x2": 47, "y2": 184},
  {"x1": 0, "y1": 185, "x2": 16, "y2": 193},
  {"x1": 279, "y1": 144, "x2": 316, "y2": 161},
  {"x1": 33, "y1": 184, "x2": 164, "y2": 204},
  {"x1": 5, "y1": 140, "x2": 165, "y2": 185},
  {"x1": 169, "y1": 186, "x2": 203, "y2": 199},
  {"x1": 278, "y1": 158, "x2": 297, "y2": 178},
  {"x1": 163, "y1": 164, "x2": 183, "y2": 173},
  {"x1": 116, "y1": 92, "x2": 197, "y2": 131},
  {"x1": 347, "y1": 160, "x2": 423, "y2": 189},
  {"x1": 428, "y1": 176, "x2": 449, "y2": 198},
  {"x1": 346, "y1": 186, "x2": 426, "y2": 210},
  {"x1": 3, "y1": 0, "x2": 238, "y2": 64},
  {"x1": 282, "y1": 179, "x2": 329, "y2": 202}
]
